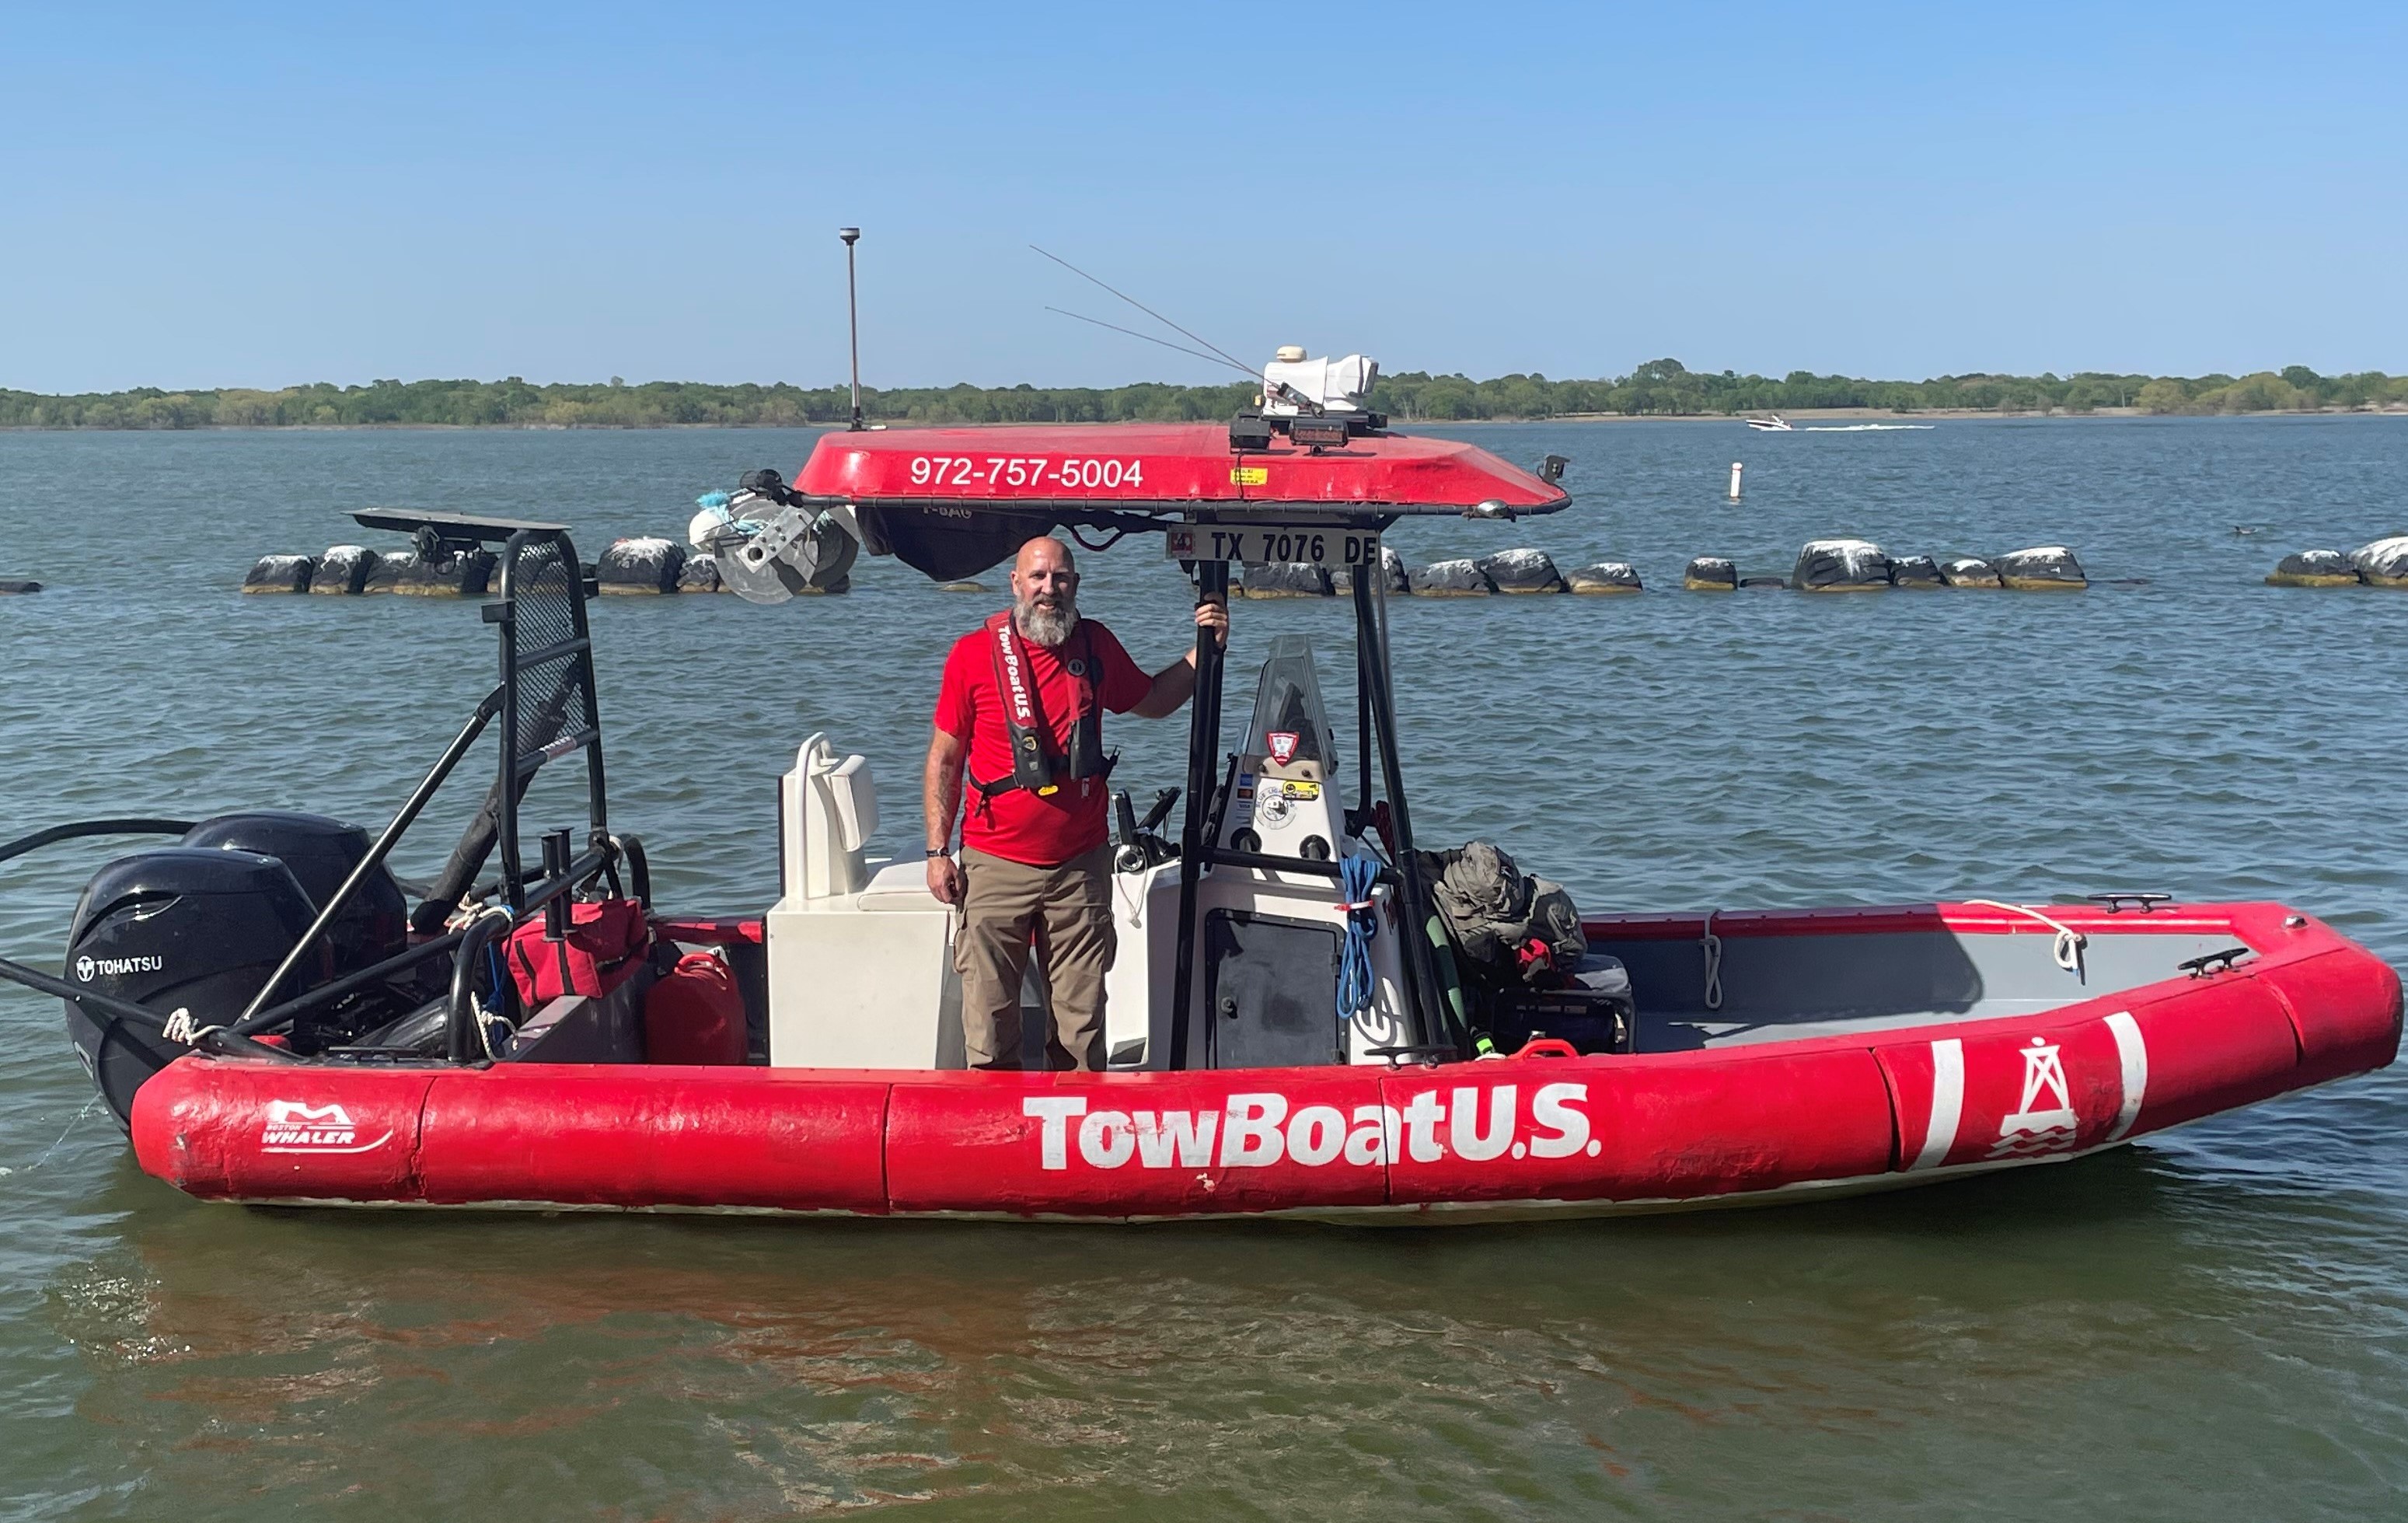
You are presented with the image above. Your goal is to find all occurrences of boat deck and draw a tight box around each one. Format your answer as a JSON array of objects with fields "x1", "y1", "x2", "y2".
[{"x1": 1597, "y1": 917, "x2": 2252, "y2": 1053}]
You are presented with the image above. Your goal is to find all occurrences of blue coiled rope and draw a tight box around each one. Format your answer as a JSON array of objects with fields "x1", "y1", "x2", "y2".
[
  {"x1": 694, "y1": 490, "x2": 766, "y2": 538},
  {"x1": 1336, "y1": 854, "x2": 1381, "y2": 1041}
]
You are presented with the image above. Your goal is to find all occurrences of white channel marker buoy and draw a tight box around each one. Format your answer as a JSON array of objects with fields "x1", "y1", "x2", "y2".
[{"x1": 1728, "y1": 462, "x2": 1743, "y2": 501}]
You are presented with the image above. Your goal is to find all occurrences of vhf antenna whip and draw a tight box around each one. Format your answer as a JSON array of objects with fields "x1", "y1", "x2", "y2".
[
  {"x1": 1042, "y1": 306, "x2": 1258, "y2": 378},
  {"x1": 1028, "y1": 245, "x2": 1258, "y2": 378},
  {"x1": 839, "y1": 227, "x2": 864, "y2": 431}
]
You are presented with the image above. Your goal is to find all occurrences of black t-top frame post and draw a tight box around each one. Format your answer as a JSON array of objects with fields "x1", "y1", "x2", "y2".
[
  {"x1": 1165, "y1": 558, "x2": 1228, "y2": 1069},
  {"x1": 1160, "y1": 533, "x2": 1457, "y2": 1069},
  {"x1": 1355, "y1": 569, "x2": 1454, "y2": 1053}
]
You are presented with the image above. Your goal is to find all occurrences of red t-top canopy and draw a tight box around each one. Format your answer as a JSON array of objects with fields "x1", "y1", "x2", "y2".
[{"x1": 793, "y1": 423, "x2": 1569, "y2": 517}]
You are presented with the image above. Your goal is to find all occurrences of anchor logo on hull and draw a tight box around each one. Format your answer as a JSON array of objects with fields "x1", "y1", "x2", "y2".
[{"x1": 1988, "y1": 1037, "x2": 2079, "y2": 1158}]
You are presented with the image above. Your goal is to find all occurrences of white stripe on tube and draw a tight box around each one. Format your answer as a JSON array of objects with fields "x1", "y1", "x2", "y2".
[
  {"x1": 1910, "y1": 1038, "x2": 1964, "y2": 1171},
  {"x1": 2104, "y1": 1011, "x2": 2148, "y2": 1141}
]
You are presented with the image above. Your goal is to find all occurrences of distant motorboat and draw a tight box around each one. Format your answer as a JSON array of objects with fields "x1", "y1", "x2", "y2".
[{"x1": 1745, "y1": 415, "x2": 1937, "y2": 434}]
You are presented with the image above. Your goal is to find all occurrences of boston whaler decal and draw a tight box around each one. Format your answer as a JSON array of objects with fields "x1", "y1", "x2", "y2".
[
  {"x1": 260, "y1": 1099, "x2": 394, "y2": 1155},
  {"x1": 1022, "y1": 1083, "x2": 1603, "y2": 1172}
]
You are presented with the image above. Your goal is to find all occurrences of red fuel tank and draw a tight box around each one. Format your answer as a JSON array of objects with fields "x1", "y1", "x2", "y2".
[{"x1": 644, "y1": 951, "x2": 749, "y2": 1066}]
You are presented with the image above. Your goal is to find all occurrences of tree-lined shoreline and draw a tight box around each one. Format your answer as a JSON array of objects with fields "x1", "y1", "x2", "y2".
[{"x1": 4, "y1": 361, "x2": 2403, "y2": 430}]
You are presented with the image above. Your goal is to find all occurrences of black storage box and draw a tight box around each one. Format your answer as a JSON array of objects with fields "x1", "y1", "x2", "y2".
[{"x1": 1484, "y1": 955, "x2": 1636, "y2": 1056}]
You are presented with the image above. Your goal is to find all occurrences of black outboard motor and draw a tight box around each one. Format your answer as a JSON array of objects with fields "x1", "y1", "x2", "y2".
[
  {"x1": 180, "y1": 812, "x2": 408, "y2": 976},
  {"x1": 64, "y1": 848, "x2": 326, "y2": 1128}
]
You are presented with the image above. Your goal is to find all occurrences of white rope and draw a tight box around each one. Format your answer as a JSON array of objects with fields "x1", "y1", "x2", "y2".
[
  {"x1": 1965, "y1": 899, "x2": 2088, "y2": 976},
  {"x1": 445, "y1": 895, "x2": 495, "y2": 932},
  {"x1": 1701, "y1": 910, "x2": 1723, "y2": 1011},
  {"x1": 473, "y1": 991, "x2": 507, "y2": 1060},
  {"x1": 466, "y1": 906, "x2": 518, "y2": 1060},
  {"x1": 160, "y1": 1008, "x2": 224, "y2": 1046},
  {"x1": 8, "y1": 1095, "x2": 103, "y2": 1175}
]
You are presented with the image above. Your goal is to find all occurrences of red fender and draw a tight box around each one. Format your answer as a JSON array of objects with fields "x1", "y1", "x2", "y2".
[
  {"x1": 1384, "y1": 1047, "x2": 1897, "y2": 1206},
  {"x1": 2121, "y1": 976, "x2": 2306, "y2": 1137},
  {"x1": 1878, "y1": 1015, "x2": 2132, "y2": 1171},
  {"x1": 2258, "y1": 947, "x2": 2405, "y2": 1087},
  {"x1": 414, "y1": 1067, "x2": 889, "y2": 1212},
  {"x1": 132, "y1": 1057, "x2": 431, "y2": 1202}
]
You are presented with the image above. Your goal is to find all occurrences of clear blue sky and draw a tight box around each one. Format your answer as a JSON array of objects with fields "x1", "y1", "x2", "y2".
[{"x1": 4, "y1": 2, "x2": 2402, "y2": 393}]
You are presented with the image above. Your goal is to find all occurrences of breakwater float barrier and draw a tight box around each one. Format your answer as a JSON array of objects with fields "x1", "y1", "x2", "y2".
[
  {"x1": 2265, "y1": 536, "x2": 2408, "y2": 588},
  {"x1": 243, "y1": 536, "x2": 850, "y2": 598},
  {"x1": 237, "y1": 540, "x2": 2122, "y2": 600},
  {"x1": 1684, "y1": 541, "x2": 2085, "y2": 592}
]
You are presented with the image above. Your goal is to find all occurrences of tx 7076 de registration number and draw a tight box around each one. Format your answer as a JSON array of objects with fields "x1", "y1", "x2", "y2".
[{"x1": 1164, "y1": 526, "x2": 1381, "y2": 568}]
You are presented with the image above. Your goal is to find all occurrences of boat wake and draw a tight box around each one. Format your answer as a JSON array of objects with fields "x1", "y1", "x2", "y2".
[{"x1": 1800, "y1": 423, "x2": 1936, "y2": 432}]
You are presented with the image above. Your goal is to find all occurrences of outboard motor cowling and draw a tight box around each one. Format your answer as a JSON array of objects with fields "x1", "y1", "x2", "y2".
[
  {"x1": 180, "y1": 811, "x2": 408, "y2": 977},
  {"x1": 64, "y1": 847, "x2": 323, "y2": 1128}
]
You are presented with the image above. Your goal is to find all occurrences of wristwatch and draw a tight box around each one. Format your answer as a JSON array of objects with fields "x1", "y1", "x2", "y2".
[{"x1": 925, "y1": 845, "x2": 951, "y2": 858}]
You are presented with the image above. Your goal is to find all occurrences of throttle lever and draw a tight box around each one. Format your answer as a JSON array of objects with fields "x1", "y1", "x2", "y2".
[{"x1": 1138, "y1": 787, "x2": 1181, "y2": 833}]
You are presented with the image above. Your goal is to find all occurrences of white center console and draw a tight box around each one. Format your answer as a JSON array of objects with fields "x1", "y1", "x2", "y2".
[{"x1": 764, "y1": 735, "x2": 963, "y2": 1067}]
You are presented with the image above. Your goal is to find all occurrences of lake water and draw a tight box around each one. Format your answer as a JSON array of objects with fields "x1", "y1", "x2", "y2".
[{"x1": 2, "y1": 416, "x2": 2404, "y2": 1519}]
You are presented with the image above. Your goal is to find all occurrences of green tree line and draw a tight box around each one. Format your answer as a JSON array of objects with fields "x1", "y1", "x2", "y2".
[
  {"x1": 3, "y1": 362, "x2": 2401, "y2": 430},
  {"x1": 1375, "y1": 361, "x2": 2408, "y2": 419}
]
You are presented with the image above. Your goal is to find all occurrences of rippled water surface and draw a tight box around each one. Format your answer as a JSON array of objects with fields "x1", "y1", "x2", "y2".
[{"x1": 3, "y1": 417, "x2": 2404, "y2": 1519}]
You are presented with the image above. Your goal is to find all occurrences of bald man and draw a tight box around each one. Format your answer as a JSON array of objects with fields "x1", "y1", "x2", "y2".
[{"x1": 924, "y1": 536, "x2": 1229, "y2": 1070}]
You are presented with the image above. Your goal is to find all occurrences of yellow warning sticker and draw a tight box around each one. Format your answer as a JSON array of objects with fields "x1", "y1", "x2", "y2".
[
  {"x1": 1280, "y1": 781, "x2": 1321, "y2": 801},
  {"x1": 1230, "y1": 466, "x2": 1269, "y2": 487}
]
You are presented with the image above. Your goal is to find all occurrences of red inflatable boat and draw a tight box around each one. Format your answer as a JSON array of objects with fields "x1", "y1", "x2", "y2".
[
  {"x1": 6, "y1": 378, "x2": 2398, "y2": 1225},
  {"x1": 126, "y1": 901, "x2": 2399, "y2": 1222}
]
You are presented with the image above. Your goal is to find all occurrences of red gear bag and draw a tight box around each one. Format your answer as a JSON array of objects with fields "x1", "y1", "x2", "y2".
[{"x1": 506, "y1": 899, "x2": 651, "y2": 1005}]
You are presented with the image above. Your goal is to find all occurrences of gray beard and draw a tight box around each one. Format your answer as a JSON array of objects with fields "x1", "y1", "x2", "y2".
[{"x1": 1014, "y1": 600, "x2": 1079, "y2": 647}]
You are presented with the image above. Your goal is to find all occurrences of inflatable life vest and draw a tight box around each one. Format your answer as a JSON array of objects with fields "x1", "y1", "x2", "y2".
[{"x1": 970, "y1": 610, "x2": 1115, "y2": 806}]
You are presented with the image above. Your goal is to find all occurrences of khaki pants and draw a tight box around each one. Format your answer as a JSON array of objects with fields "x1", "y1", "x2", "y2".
[{"x1": 954, "y1": 844, "x2": 1115, "y2": 1071}]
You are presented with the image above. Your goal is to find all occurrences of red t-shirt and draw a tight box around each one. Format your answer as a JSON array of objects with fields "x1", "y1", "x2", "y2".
[{"x1": 936, "y1": 617, "x2": 1154, "y2": 865}]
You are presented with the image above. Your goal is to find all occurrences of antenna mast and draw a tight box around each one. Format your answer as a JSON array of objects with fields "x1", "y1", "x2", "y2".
[{"x1": 839, "y1": 227, "x2": 863, "y2": 431}]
